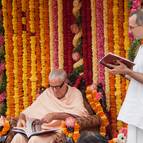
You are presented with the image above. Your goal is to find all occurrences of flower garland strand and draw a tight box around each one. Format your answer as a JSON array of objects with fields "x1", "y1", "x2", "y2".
[
  {"x1": 107, "y1": 0, "x2": 117, "y2": 134},
  {"x1": 52, "y1": 0, "x2": 59, "y2": 69},
  {"x1": 86, "y1": 85, "x2": 109, "y2": 137},
  {"x1": 22, "y1": 0, "x2": 29, "y2": 108},
  {"x1": 61, "y1": 118, "x2": 80, "y2": 143},
  {"x1": 58, "y1": 0, "x2": 64, "y2": 69},
  {"x1": 117, "y1": 0, "x2": 125, "y2": 130},
  {"x1": 12, "y1": 0, "x2": 20, "y2": 116},
  {"x1": 0, "y1": 2, "x2": 7, "y2": 116},
  {"x1": 96, "y1": 0, "x2": 105, "y2": 85},
  {"x1": 113, "y1": 0, "x2": 122, "y2": 131},
  {"x1": 90, "y1": 0, "x2": 98, "y2": 83},
  {"x1": 103, "y1": 0, "x2": 110, "y2": 110},
  {"x1": 17, "y1": 0, "x2": 23, "y2": 113},
  {"x1": 2, "y1": 0, "x2": 15, "y2": 117},
  {"x1": 84, "y1": 0, "x2": 93, "y2": 85},
  {"x1": 35, "y1": 0, "x2": 41, "y2": 89},
  {"x1": 29, "y1": 0, "x2": 37, "y2": 101},
  {"x1": 44, "y1": 0, "x2": 50, "y2": 87},
  {"x1": 82, "y1": 0, "x2": 91, "y2": 85},
  {"x1": 26, "y1": 0, "x2": 32, "y2": 105},
  {"x1": 49, "y1": 0, "x2": 54, "y2": 70},
  {"x1": 124, "y1": 0, "x2": 130, "y2": 96},
  {"x1": 39, "y1": 0, "x2": 46, "y2": 87}
]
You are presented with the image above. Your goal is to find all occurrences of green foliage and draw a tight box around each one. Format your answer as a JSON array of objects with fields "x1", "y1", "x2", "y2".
[
  {"x1": 68, "y1": 65, "x2": 84, "y2": 85},
  {"x1": 128, "y1": 39, "x2": 141, "y2": 61},
  {"x1": 0, "y1": 73, "x2": 6, "y2": 93},
  {"x1": 0, "y1": 102, "x2": 7, "y2": 116}
]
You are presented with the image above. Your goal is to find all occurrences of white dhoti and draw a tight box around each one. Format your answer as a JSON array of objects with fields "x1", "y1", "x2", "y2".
[{"x1": 127, "y1": 124, "x2": 143, "y2": 143}]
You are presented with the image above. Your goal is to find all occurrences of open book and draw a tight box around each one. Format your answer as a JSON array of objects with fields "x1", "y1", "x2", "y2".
[
  {"x1": 99, "y1": 52, "x2": 135, "y2": 69},
  {"x1": 12, "y1": 118, "x2": 58, "y2": 139}
]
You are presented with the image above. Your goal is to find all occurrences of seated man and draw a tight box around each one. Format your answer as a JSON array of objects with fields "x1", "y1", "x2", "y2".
[{"x1": 11, "y1": 69, "x2": 88, "y2": 143}]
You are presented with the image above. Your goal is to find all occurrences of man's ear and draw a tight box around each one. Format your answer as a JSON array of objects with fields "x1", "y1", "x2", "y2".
[{"x1": 129, "y1": 14, "x2": 137, "y2": 27}]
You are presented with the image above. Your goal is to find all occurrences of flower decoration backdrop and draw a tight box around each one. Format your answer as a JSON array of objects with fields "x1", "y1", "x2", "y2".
[{"x1": 1, "y1": 0, "x2": 139, "y2": 135}]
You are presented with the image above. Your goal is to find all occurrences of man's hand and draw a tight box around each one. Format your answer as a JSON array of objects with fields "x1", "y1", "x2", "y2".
[
  {"x1": 107, "y1": 60, "x2": 131, "y2": 75},
  {"x1": 17, "y1": 113, "x2": 26, "y2": 127},
  {"x1": 41, "y1": 113, "x2": 55, "y2": 124}
]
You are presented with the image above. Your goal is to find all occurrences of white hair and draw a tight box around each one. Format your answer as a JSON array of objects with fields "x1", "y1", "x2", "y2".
[{"x1": 48, "y1": 69, "x2": 67, "y2": 81}]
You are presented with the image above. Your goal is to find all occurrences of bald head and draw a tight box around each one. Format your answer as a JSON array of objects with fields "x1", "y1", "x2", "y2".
[
  {"x1": 48, "y1": 69, "x2": 67, "y2": 82},
  {"x1": 129, "y1": 9, "x2": 143, "y2": 39}
]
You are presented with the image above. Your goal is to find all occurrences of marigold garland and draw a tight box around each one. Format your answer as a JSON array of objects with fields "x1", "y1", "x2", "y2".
[
  {"x1": 113, "y1": 0, "x2": 122, "y2": 130},
  {"x1": 35, "y1": 0, "x2": 42, "y2": 89},
  {"x1": 22, "y1": 0, "x2": 29, "y2": 108},
  {"x1": 58, "y1": 0, "x2": 64, "y2": 69},
  {"x1": 103, "y1": 0, "x2": 110, "y2": 110},
  {"x1": 39, "y1": 0, "x2": 46, "y2": 87},
  {"x1": 86, "y1": 85, "x2": 109, "y2": 136},
  {"x1": 12, "y1": 0, "x2": 20, "y2": 116},
  {"x1": 2, "y1": 0, "x2": 15, "y2": 117},
  {"x1": 29, "y1": 0, "x2": 37, "y2": 101},
  {"x1": 0, "y1": 120, "x2": 10, "y2": 137},
  {"x1": 44, "y1": 0, "x2": 50, "y2": 87},
  {"x1": 61, "y1": 120, "x2": 80, "y2": 143}
]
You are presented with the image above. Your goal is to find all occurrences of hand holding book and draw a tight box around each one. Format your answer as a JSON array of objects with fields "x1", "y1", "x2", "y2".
[
  {"x1": 12, "y1": 118, "x2": 58, "y2": 139},
  {"x1": 99, "y1": 53, "x2": 135, "y2": 75},
  {"x1": 99, "y1": 52, "x2": 135, "y2": 69}
]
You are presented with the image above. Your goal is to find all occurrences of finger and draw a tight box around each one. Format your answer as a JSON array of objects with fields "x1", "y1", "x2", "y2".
[{"x1": 107, "y1": 64, "x2": 116, "y2": 68}]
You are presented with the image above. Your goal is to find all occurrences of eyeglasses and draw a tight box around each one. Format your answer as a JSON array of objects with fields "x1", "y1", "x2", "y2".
[
  {"x1": 129, "y1": 25, "x2": 143, "y2": 30},
  {"x1": 49, "y1": 81, "x2": 65, "y2": 89}
]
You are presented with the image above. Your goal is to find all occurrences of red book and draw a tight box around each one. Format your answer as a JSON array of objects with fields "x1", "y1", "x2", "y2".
[{"x1": 99, "y1": 52, "x2": 135, "y2": 69}]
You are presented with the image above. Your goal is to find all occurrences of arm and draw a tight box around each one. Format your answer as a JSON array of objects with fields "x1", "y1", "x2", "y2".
[
  {"x1": 108, "y1": 61, "x2": 143, "y2": 84},
  {"x1": 17, "y1": 113, "x2": 26, "y2": 127},
  {"x1": 41, "y1": 112, "x2": 73, "y2": 123},
  {"x1": 126, "y1": 69, "x2": 143, "y2": 84}
]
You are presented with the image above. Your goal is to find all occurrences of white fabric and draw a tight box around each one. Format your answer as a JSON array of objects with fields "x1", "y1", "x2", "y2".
[
  {"x1": 127, "y1": 124, "x2": 143, "y2": 143},
  {"x1": 118, "y1": 45, "x2": 143, "y2": 129}
]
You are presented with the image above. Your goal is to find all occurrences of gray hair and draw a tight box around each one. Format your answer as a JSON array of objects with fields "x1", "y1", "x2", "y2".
[{"x1": 48, "y1": 69, "x2": 67, "y2": 81}]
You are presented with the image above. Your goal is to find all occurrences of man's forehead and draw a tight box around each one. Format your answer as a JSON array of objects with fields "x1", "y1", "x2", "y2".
[
  {"x1": 49, "y1": 78, "x2": 62, "y2": 83},
  {"x1": 129, "y1": 14, "x2": 138, "y2": 27}
]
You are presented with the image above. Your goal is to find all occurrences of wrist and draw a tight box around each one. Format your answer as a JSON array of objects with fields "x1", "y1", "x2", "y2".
[{"x1": 125, "y1": 68, "x2": 132, "y2": 75}]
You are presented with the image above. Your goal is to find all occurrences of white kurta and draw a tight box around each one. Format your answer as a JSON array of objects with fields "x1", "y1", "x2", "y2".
[{"x1": 118, "y1": 45, "x2": 143, "y2": 129}]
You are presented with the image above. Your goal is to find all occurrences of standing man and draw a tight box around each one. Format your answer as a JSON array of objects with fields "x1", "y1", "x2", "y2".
[{"x1": 108, "y1": 9, "x2": 143, "y2": 143}]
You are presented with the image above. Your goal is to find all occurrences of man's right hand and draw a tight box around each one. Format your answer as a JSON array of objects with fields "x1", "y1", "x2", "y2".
[{"x1": 17, "y1": 113, "x2": 26, "y2": 127}]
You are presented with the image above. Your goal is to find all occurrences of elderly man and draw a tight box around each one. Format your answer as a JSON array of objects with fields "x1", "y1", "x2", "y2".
[
  {"x1": 108, "y1": 9, "x2": 143, "y2": 143},
  {"x1": 11, "y1": 69, "x2": 88, "y2": 143}
]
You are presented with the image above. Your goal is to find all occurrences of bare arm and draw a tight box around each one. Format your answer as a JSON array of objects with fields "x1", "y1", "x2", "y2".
[
  {"x1": 108, "y1": 61, "x2": 143, "y2": 84},
  {"x1": 41, "y1": 112, "x2": 74, "y2": 123},
  {"x1": 17, "y1": 113, "x2": 26, "y2": 127},
  {"x1": 126, "y1": 69, "x2": 143, "y2": 84}
]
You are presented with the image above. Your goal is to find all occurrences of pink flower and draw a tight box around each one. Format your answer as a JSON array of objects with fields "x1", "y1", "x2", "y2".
[
  {"x1": 0, "y1": 35, "x2": 4, "y2": 46},
  {"x1": 65, "y1": 117, "x2": 76, "y2": 128},
  {"x1": 0, "y1": 92, "x2": 6, "y2": 103},
  {"x1": 0, "y1": 63, "x2": 5, "y2": 74},
  {"x1": 72, "y1": 52, "x2": 81, "y2": 62},
  {"x1": 95, "y1": 92, "x2": 102, "y2": 100},
  {"x1": 70, "y1": 24, "x2": 80, "y2": 34},
  {"x1": 119, "y1": 127, "x2": 127, "y2": 137}
]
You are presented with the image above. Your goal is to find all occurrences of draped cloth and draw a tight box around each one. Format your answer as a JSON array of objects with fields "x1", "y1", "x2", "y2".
[{"x1": 11, "y1": 85, "x2": 88, "y2": 143}]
